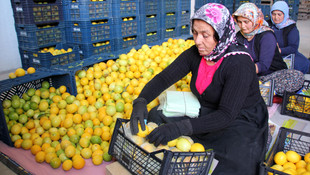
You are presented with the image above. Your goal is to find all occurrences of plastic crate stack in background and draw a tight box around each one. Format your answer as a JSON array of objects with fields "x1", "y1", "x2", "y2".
[
  {"x1": 139, "y1": 0, "x2": 162, "y2": 46},
  {"x1": 178, "y1": 0, "x2": 191, "y2": 37},
  {"x1": 162, "y1": 0, "x2": 180, "y2": 40},
  {"x1": 113, "y1": 0, "x2": 141, "y2": 53},
  {"x1": 10, "y1": 0, "x2": 73, "y2": 69},
  {"x1": 63, "y1": 0, "x2": 114, "y2": 59},
  {"x1": 278, "y1": 0, "x2": 300, "y2": 21}
]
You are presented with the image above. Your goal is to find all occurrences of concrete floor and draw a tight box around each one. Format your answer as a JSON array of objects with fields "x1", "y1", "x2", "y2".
[{"x1": 0, "y1": 19, "x2": 309, "y2": 174}]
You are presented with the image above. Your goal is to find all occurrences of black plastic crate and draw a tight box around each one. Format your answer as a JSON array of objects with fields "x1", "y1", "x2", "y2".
[
  {"x1": 15, "y1": 22, "x2": 65, "y2": 49},
  {"x1": 11, "y1": 0, "x2": 63, "y2": 25},
  {"x1": 259, "y1": 127, "x2": 310, "y2": 175},
  {"x1": 109, "y1": 119, "x2": 215, "y2": 175},
  {"x1": 0, "y1": 70, "x2": 75, "y2": 146},
  {"x1": 281, "y1": 80, "x2": 310, "y2": 121},
  {"x1": 259, "y1": 80, "x2": 274, "y2": 107}
]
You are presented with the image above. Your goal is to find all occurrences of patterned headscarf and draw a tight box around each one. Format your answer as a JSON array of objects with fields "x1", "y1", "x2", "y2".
[
  {"x1": 232, "y1": 3, "x2": 272, "y2": 39},
  {"x1": 190, "y1": 3, "x2": 236, "y2": 62},
  {"x1": 270, "y1": 1, "x2": 295, "y2": 29}
]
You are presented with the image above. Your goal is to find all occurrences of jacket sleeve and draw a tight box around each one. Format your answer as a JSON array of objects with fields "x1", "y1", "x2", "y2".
[{"x1": 280, "y1": 26, "x2": 299, "y2": 55}]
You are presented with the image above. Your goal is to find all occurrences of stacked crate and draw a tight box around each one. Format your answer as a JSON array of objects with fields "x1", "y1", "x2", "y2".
[
  {"x1": 140, "y1": 0, "x2": 162, "y2": 46},
  {"x1": 179, "y1": 0, "x2": 191, "y2": 36},
  {"x1": 298, "y1": 0, "x2": 310, "y2": 20},
  {"x1": 113, "y1": 0, "x2": 141, "y2": 53},
  {"x1": 11, "y1": 0, "x2": 79, "y2": 68},
  {"x1": 162, "y1": 0, "x2": 180, "y2": 40},
  {"x1": 63, "y1": 0, "x2": 114, "y2": 59},
  {"x1": 274, "y1": 0, "x2": 300, "y2": 21}
]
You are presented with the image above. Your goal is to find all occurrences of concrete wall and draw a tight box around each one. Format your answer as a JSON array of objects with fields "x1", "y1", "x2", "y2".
[{"x1": 0, "y1": 0, "x2": 21, "y2": 73}]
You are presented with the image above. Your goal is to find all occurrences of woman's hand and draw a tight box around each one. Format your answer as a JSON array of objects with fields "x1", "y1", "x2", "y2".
[{"x1": 130, "y1": 98, "x2": 148, "y2": 135}]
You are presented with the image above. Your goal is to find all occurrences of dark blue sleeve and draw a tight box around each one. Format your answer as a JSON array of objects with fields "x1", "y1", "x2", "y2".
[
  {"x1": 281, "y1": 26, "x2": 299, "y2": 55},
  {"x1": 256, "y1": 32, "x2": 277, "y2": 74}
]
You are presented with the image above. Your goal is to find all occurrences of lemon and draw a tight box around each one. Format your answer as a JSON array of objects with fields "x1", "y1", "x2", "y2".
[
  {"x1": 304, "y1": 152, "x2": 310, "y2": 163},
  {"x1": 15, "y1": 68, "x2": 26, "y2": 77},
  {"x1": 27, "y1": 67, "x2": 36, "y2": 74},
  {"x1": 286, "y1": 150, "x2": 301, "y2": 163},
  {"x1": 136, "y1": 123, "x2": 149, "y2": 138},
  {"x1": 274, "y1": 151, "x2": 287, "y2": 165},
  {"x1": 9, "y1": 72, "x2": 16, "y2": 79},
  {"x1": 283, "y1": 161, "x2": 296, "y2": 170},
  {"x1": 176, "y1": 138, "x2": 191, "y2": 152},
  {"x1": 190, "y1": 143, "x2": 205, "y2": 152}
]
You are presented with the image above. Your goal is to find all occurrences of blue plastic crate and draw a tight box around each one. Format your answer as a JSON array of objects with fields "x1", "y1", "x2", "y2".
[
  {"x1": 260, "y1": 4, "x2": 271, "y2": 20},
  {"x1": 19, "y1": 47, "x2": 33, "y2": 69},
  {"x1": 162, "y1": 27, "x2": 179, "y2": 40},
  {"x1": 139, "y1": 0, "x2": 161, "y2": 15},
  {"x1": 140, "y1": 14, "x2": 161, "y2": 34},
  {"x1": 63, "y1": 0, "x2": 112, "y2": 21},
  {"x1": 112, "y1": 0, "x2": 139, "y2": 18},
  {"x1": 194, "y1": 0, "x2": 221, "y2": 11},
  {"x1": 162, "y1": 0, "x2": 178, "y2": 12},
  {"x1": 76, "y1": 40, "x2": 115, "y2": 60},
  {"x1": 180, "y1": 25, "x2": 190, "y2": 36},
  {"x1": 163, "y1": 12, "x2": 178, "y2": 29},
  {"x1": 30, "y1": 43, "x2": 80, "y2": 68},
  {"x1": 142, "y1": 31, "x2": 161, "y2": 45},
  {"x1": 0, "y1": 70, "x2": 75, "y2": 146},
  {"x1": 179, "y1": 10, "x2": 190, "y2": 26},
  {"x1": 15, "y1": 22, "x2": 65, "y2": 50},
  {"x1": 65, "y1": 19, "x2": 113, "y2": 44},
  {"x1": 115, "y1": 35, "x2": 141, "y2": 51},
  {"x1": 114, "y1": 16, "x2": 141, "y2": 38},
  {"x1": 180, "y1": 0, "x2": 191, "y2": 11},
  {"x1": 11, "y1": 0, "x2": 63, "y2": 25}
]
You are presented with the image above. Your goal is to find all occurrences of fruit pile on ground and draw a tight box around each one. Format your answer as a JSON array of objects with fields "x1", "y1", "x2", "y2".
[
  {"x1": 3, "y1": 38, "x2": 196, "y2": 171},
  {"x1": 269, "y1": 151, "x2": 310, "y2": 175}
]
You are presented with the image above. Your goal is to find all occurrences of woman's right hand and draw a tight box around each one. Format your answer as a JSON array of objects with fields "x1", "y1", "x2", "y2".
[{"x1": 130, "y1": 97, "x2": 148, "y2": 135}]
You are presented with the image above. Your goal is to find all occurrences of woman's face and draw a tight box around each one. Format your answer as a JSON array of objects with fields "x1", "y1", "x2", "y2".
[
  {"x1": 192, "y1": 20, "x2": 218, "y2": 56},
  {"x1": 236, "y1": 16, "x2": 254, "y2": 34},
  {"x1": 272, "y1": 10, "x2": 284, "y2": 24}
]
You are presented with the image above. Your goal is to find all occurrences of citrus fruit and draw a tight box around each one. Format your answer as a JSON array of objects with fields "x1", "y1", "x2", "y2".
[
  {"x1": 136, "y1": 123, "x2": 149, "y2": 138},
  {"x1": 274, "y1": 151, "x2": 287, "y2": 165},
  {"x1": 176, "y1": 138, "x2": 191, "y2": 152},
  {"x1": 286, "y1": 150, "x2": 301, "y2": 163},
  {"x1": 15, "y1": 68, "x2": 26, "y2": 77},
  {"x1": 304, "y1": 152, "x2": 310, "y2": 163},
  {"x1": 35, "y1": 151, "x2": 46, "y2": 163},
  {"x1": 9, "y1": 72, "x2": 16, "y2": 79},
  {"x1": 92, "y1": 155, "x2": 103, "y2": 165},
  {"x1": 31, "y1": 145, "x2": 42, "y2": 155},
  {"x1": 103, "y1": 152, "x2": 112, "y2": 162},
  {"x1": 27, "y1": 67, "x2": 36, "y2": 74},
  {"x1": 72, "y1": 157, "x2": 85, "y2": 170},
  {"x1": 21, "y1": 139, "x2": 33, "y2": 150},
  {"x1": 62, "y1": 159, "x2": 73, "y2": 171},
  {"x1": 190, "y1": 143, "x2": 205, "y2": 152},
  {"x1": 65, "y1": 145, "x2": 76, "y2": 158},
  {"x1": 50, "y1": 157, "x2": 61, "y2": 169}
]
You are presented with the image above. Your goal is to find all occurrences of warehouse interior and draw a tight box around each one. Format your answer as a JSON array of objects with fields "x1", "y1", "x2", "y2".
[{"x1": 0, "y1": 0, "x2": 310, "y2": 174}]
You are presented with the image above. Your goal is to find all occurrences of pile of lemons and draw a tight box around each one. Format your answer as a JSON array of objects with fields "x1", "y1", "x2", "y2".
[
  {"x1": 9, "y1": 67, "x2": 36, "y2": 79},
  {"x1": 270, "y1": 151, "x2": 310, "y2": 175}
]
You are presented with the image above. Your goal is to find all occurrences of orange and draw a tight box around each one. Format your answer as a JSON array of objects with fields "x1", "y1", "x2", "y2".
[
  {"x1": 82, "y1": 112, "x2": 91, "y2": 121},
  {"x1": 73, "y1": 157, "x2": 85, "y2": 170},
  {"x1": 81, "y1": 148, "x2": 92, "y2": 159},
  {"x1": 14, "y1": 139, "x2": 23, "y2": 148},
  {"x1": 66, "y1": 103, "x2": 78, "y2": 114},
  {"x1": 67, "y1": 128, "x2": 76, "y2": 137},
  {"x1": 79, "y1": 137, "x2": 90, "y2": 148},
  {"x1": 62, "y1": 159, "x2": 73, "y2": 171},
  {"x1": 101, "y1": 131, "x2": 111, "y2": 141},
  {"x1": 87, "y1": 96, "x2": 96, "y2": 105},
  {"x1": 93, "y1": 127, "x2": 103, "y2": 136},
  {"x1": 103, "y1": 115, "x2": 113, "y2": 126},
  {"x1": 21, "y1": 139, "x2": 33, "y2": 150},
  {"x1": 15, "y1": 68, "x2": 26, "y2": 77},
  {"x1": 63, "y1": 118, "x2": 73, "y2": 129},
  {"x1": 27, "y1": 67, "x2": 36, "y2": 74},
  {"x1": 106, "y1": 59, "x2": 115, "y2": 67},
  {"x1": 52, "y1": 95, "x2": 62, "y2": 103},
  {"x1": 31, "y1": 144, "x2": 42, "y2": 155},
  {"x1": 41, "y1": 143, "x2": 51, "y2": 151},
  {"x1": 59, "y1": 85, "x2": 67, "y2": 94},
  {"x1": 35, "y1": 151, "x2": 46, "y2": 163},
  {"x1": 50, "y1": 131, "x2": 60, "y2": 141},
  {"x1": 60, "y1": 140, "x2": 72, "y2": 150},
  {"x1": 84, "y1": 127, "x2": 93, "y2": 135},
  {"x1": 73, "y1": 114, "x2": 82, "y2": 124},
  {"x1": 65, "y1": 145, "x2": 76, "y2": 158},
  {"x1": 50, "y1": 157, "x2": 61, "y2": 169},
  {"x1": 92, "y1": 155, "x2": 103, "y2": 165},
  {"x1": 45, "y1": 152, "x2": 57, "y2": 163},
  {"x1": 49, "y1": 86, "x2": 56, "y2": 93}
]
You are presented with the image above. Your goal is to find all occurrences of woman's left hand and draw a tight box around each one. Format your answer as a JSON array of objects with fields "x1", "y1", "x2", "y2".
[{"x1": 147, "y1": 120, "x2": 193, "y2": 146}]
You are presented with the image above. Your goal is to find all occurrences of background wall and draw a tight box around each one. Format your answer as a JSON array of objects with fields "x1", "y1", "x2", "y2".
[{"x1": 0, "y1": 1, "x2": 21, "y2": 74}]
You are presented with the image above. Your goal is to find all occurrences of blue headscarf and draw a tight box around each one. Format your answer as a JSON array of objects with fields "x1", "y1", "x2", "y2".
[{"x1": 270, "y1": 1, "x2": 295, "y2": 29}]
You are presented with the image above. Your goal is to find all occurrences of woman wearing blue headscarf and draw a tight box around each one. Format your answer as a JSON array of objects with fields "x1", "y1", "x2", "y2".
[{"x1": 268, "y1": 1, "x2": 310, "y2": 74}]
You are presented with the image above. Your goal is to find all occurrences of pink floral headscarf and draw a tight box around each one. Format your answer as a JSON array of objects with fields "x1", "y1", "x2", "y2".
[
  {"x1": 232, "y1": 3, "x2": 272, "y2": 39},
  {"x1": 191, "y1": 3, "x2": 236, "y2": 62}
]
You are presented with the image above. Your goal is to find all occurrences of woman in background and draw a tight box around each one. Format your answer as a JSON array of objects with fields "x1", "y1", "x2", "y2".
[
  {"x1": 268, "y1": 1, "x2": 310, "y2": 74},
  {"x1": 233, "y1": 3, "x2": 304, "y2": 95}
]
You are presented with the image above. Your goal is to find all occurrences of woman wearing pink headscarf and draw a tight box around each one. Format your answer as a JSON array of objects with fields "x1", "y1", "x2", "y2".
[{"x1": 130, "y1": 3, "x2": 268, "y2": 174}]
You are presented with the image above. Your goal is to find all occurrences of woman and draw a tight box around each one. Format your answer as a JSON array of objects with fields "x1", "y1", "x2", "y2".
[
  {"x1": 233, "y1": 3, "x2": 287, "y2": 76},
  {"x1": 233, "y1": 3, "x2": 304, "y2": 95},
  {"x1": 130, "y1": 3, "x2": 268, "y2": 174},
  {"x1": 269, "y1": 1, "x2": 310, "y2": 74}
]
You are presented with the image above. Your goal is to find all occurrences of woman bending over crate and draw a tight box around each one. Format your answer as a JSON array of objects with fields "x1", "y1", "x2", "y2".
[{"x1": 130, "y1": 3, "x2": 268, "y2": 175}]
